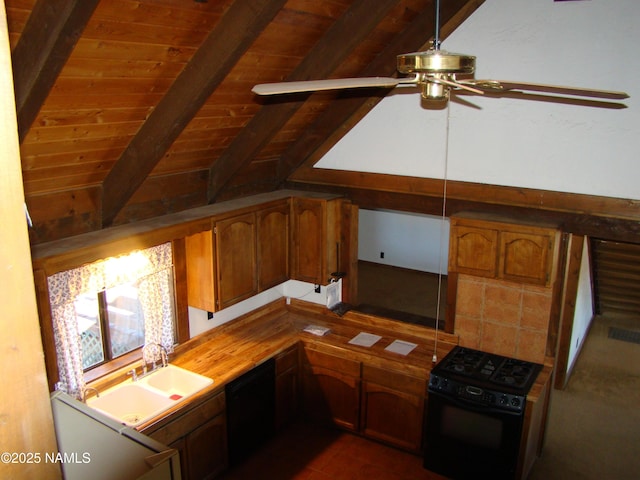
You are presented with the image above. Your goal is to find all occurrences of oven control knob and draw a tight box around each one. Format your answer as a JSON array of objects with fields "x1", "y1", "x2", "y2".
[
  {"x1": 499, "y1": 395, "x2": 508, "y2": 405},
  {"x1": 511, "y1": 397, "x2": 521, "y2": 408}
]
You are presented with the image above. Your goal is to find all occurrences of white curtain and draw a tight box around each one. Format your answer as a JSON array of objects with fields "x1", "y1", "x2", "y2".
[{"x1": 47, "y1": 242, "x2": 174, "y2": 399}]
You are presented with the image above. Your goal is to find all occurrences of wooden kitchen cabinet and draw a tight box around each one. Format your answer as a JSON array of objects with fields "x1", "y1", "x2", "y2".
[
  {"x1": 299, "y1": 345, "x2": 429, "y2": 452},
  {"x1": 360, "y1": 364, "x2": 426, "y2": 453},
  {"x1": 449, "y1": 224, "x2": 499, "y2": 278},
  {"x1": 499, "y1": 230, "x2": 555, "y2": 285},
  {"x1": 181, "y1": 414, "x2": 227, "y2": 480},
  {"x1": 290, "y1": 197, "x2": 342, "y2": 285},
  {"x1": 449, "y1": 213, "x2": 559, "y2": 287},
  {"x1": 275, "y1": 344, "x2": 299, "y2": 431},
  {"x1": 185, "y1": 195, "x2": 351, "y2": 311},
  {"x1": 300, "y1": 346, "x2": 361, "y2": 431},
  {"x1": 215, "y1": 212, "x2": 257, "y2": 309},
  {"x1": 185, "y1": 229, "x2": 216, "y2": 312},
  {"x1": 185, "y1": 212, "x2": 258, "y2": 312},
  {"x1": 185, "y1": 201, "x2": 288, "y2": 312},
  {"x1": 257, "y1": 202, "x2": 289, "y2": 290},
  {"x1": 145, "y1": 390, "x2": 227, "y2": 480}
]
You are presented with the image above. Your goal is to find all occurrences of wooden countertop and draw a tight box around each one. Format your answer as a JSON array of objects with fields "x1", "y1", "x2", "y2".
[{"x1": 88, "y1": 298, "x2": 552, "y2": 433}]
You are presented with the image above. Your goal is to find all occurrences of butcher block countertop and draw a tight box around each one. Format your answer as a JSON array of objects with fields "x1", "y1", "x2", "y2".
[
  {"x1": 88, "y1": 298, "x2": 553, "y2": 433},
  {"x1": 168, "y1": 298, "x2": 459, "y2": 387}
]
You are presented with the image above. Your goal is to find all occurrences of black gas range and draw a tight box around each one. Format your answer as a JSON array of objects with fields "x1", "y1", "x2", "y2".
[
  {"x1": 424, "y1": 346, "x2": 543, "y2": 479},
  {"x1": 428, "y1": 345, "x2": 542, "y2": 414}
]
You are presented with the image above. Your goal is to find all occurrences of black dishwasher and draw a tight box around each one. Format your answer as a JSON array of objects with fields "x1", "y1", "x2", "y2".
[{"x1": 225, "y1": 358, "x2": 276, "y2": 466}]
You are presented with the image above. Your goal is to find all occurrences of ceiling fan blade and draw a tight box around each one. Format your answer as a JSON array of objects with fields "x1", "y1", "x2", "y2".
[
  {"x1": 252, "y1": 77, "x2": 417, "y2": 95},
  {"x1": 460, "y1": 79, "x2": 629, "y2": 100},
  {"x1": 454, "y1": 89, "x2": 628, "y2": 110}
]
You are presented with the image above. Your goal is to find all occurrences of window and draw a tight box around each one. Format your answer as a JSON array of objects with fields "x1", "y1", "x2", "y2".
[
  {"x1": 75, "y1": 282, "x2": 163, "y2": 371},
  {"x1": 48, "y1": 242, "x2": 176, "y2": 398}
]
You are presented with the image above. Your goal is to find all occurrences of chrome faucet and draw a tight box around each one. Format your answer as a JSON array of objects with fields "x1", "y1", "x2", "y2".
[
  {"x1": 81, "y1": 386, "x2": 99, "y2": 403},
  {"x1": 142, "y1": 342, "x2": 169, "y2": 369},
  {"x1": 128, "y1": 343, "x2": 169, "y2": 381}
]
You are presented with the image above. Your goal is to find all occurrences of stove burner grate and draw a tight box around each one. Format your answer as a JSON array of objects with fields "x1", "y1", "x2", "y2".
[
  {"x1": 490, "y1": 358, "x2": 537, "y2": 388},
  {"x1": 435, "y1": 346, "x2": 542, "y2": 394}
]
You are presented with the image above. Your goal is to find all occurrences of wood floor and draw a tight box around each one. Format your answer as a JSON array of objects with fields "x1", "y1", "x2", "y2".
[{"x1": 220, "y1": 420, "x2": 446, "y2": 480}]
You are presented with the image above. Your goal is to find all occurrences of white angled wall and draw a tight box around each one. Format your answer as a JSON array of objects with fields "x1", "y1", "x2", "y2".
[{"x1": 317, "y1": 0, "x2": 639, "y2": 201}]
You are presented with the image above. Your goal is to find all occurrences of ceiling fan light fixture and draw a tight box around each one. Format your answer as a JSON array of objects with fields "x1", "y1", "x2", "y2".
[
  {"x1": 421, "y1": 79, "x2": 450, "y2": 101},
  {"x1": 397, "y1": 49, "x2": 476, "y2": 75}
]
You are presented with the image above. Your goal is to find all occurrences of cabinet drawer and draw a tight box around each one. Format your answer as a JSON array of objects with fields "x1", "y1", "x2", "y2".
[
  {"x1": 276, "y1": 345, "x2": 298, "y2": 374},
  {"x1": 362, "y1": 364, "x2": 426, "y2": 397},
  {"x1": 146, "y1": 390, "x2": 225, "y2": 445},
  {"x1": 302, "y1": 347, "x2": 360, "y2": 377}
]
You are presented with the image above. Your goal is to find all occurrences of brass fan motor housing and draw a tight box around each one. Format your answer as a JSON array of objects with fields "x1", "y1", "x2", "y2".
[{"x1": 397, "y1": 50, "x2": 476, "y2": 75}]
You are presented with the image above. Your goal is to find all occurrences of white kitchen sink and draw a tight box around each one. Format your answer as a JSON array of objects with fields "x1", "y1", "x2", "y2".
[
  {"x1": 87, "y1": 383, "x2": 176, "y2": 427},
  {"x1": 86, "y1": 365, "x2": 213, "y2": 427},
  {"x1": 139, "y1": 364, "x2": 214, "y2": 399}
]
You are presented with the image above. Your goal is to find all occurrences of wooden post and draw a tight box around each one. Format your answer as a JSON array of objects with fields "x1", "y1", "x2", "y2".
[{"x1": 0, "y1": 1, "x2": 61, "y2": 477}]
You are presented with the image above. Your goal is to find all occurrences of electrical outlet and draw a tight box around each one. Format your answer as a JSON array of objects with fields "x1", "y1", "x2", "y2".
[{"x1": 380, "y1": 251, "x2": 384, "y2": 259}]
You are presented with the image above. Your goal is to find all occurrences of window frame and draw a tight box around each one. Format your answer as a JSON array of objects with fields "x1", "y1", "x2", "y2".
[
  {"x1": 80, "y1": 287, "x2": 147, "y2": 373},
  {"x1": 34, "y1": 239, "x2": 189, "y2": 392}
]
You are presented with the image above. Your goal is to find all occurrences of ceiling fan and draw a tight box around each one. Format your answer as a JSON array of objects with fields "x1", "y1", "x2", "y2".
[{"x1": 252, "y1": 0, "x2": 628, "y2": 107}]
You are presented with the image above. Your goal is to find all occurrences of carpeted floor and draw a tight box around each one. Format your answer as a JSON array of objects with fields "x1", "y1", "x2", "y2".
[
  {"x1": 529, "y1": 314, "x2": 640, "y2": 479},
  {"x1": 356, "y1": 261, "x2": 446, "y2": 328}
]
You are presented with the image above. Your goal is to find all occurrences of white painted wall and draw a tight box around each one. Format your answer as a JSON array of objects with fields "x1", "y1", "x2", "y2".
[
  {"x1": 358, "y1": 209, "x2": 449, "y2": 274},
  {"x1": 188, "y1": 280, "x2": 327, "y2": 337},
  {"x1": 316, "y1": 0, "x2": 639, "y2": 201},
  {"x1": 568, "y1": 237, "x2": 595, "y2": 372},
  {"x1": 190, "y1": 1, "x2": 637, "y2": 339}
]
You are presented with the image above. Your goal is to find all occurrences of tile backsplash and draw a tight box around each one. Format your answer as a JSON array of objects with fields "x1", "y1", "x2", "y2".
[{"x1": 454, "y1": 274, "x2": 552, "y2": 364}]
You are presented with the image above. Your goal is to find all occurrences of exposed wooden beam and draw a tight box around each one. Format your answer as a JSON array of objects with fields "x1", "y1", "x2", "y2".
[
  {"x1": 11, "y1": 0, "x2": 100, "y2": 142},
  {"x1": 101, "y1": 0, "x2": 288, "y2": 227},
  {"x1": 286, "y1": 172, "x2": 640, "y2": 242},
  {"x1": 283, "y1": 0, "x2": 484, "y2": 180},
  {"x1": 553, "y1": 233, "x2": 583, "y2": 389},
  {"x1": 206, "y1": 0, "x2": 402, "y2": 202}
]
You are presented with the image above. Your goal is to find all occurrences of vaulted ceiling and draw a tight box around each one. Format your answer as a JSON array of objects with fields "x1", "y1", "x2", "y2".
[{"x1": 6, "y1": 0, "x2": 483, "y2": 244}]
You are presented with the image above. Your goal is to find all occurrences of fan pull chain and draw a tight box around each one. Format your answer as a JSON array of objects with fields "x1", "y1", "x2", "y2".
[{"x1": 432, "y1": 101, "x2": 450, "y2": 364}]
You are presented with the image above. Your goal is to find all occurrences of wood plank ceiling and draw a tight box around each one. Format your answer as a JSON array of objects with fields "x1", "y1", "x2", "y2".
[{"x1": 5, "y1": 0, "x2": 483, "y2": 244}]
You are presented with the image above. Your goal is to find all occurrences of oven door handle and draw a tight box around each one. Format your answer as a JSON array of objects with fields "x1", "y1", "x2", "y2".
[{"x1": 428, "y1": 389, "x2": 523, "y2": 416}]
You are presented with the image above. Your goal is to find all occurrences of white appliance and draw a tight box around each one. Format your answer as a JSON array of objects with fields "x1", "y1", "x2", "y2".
[{"x1": 50, "y1": 391, "x2": 181, "y2": 480}]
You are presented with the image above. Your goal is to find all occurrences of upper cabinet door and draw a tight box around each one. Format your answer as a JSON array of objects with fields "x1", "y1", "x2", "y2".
[
  {"x1": 449, "y1": 225, "x2": 499, "y2": 278},
  {"x1": 257, "y1": 202, "x2": 289, "y2": 290},
  {"x1": 290, "y1": 198, "x2": 328, "y2": 284},
  {"x1": 185, "y1": 229, "x2": 216, "y2": 312},
  {"x1": 449, "y1": 213, "x2": 559, "y2": 287},
  {"x1": 215, "y1": 212, "x2": 257, "y2": 309},
  {"x1": 499, "y1": 230, "x2": 555, "y2": 286}
]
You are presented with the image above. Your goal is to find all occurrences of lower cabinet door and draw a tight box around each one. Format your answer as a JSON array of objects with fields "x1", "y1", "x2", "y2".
[
  {"x1": 184, "y1": 414, "x2": 228, "y2": 480},
  {"x1": 361, "y1": 381, "x2": 424, "y2": 453},
  {"x1": 301, "y1": 364, "x2": 360, "y2": 431}
]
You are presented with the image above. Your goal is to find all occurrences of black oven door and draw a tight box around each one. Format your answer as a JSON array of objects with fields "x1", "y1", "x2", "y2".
[{"x1": 424, "y1": 390, "x2": 524, "y2": 480}]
